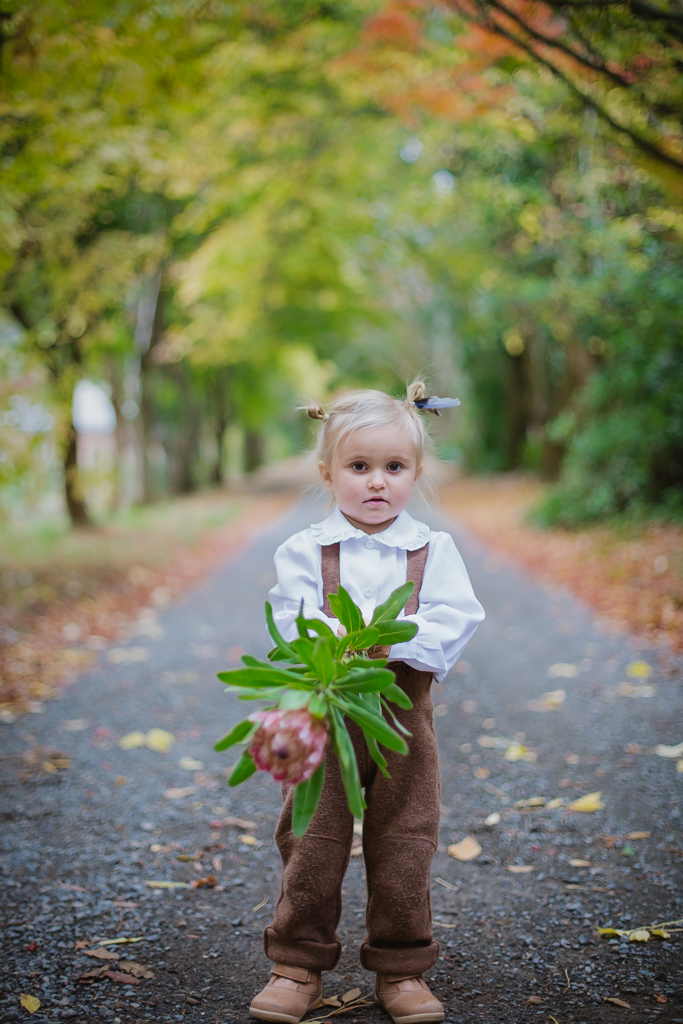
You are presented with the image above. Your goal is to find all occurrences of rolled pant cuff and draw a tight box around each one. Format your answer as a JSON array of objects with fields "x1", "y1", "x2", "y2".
[
  {"x1": 263, "y1": 926, "x2": 341, "y2": 973},
  {"x1": 359, "y1": 939, "x2": 440, "y2": 975}
]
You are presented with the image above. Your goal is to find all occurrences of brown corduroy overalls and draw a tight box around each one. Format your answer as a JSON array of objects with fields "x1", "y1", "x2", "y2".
[{"x1": 263, "y1": 541, "x2": 441, "y2": 976}]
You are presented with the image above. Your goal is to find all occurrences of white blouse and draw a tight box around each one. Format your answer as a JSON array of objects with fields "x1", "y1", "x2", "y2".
[{"x1": 268, "y1": 507, "x2": 484, "y2": 681}]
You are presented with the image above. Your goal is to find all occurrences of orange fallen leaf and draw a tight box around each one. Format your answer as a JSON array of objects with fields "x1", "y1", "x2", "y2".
[
  {"x1": 625, "y1": 831, "x2": 650, "y2": 841},
  {"x1": 103, "y1": 970, "x2": 142, "y2": 985},
  {"x1": 448, "y1": 836, "x2": 482, "y2": 861},
  {"x1": 190, "y1": 875, "x2": 217, "y2": 889},
  {"x1": 342, "y1": 989, "x2": 362, "y2": 1004},
  {"x1": 83, "y1": 948, "x2": 119, "y2": 960},
  {"x1": 655, "y1": 994, "x2": 667, "y2": 1004},
  {"x1": 604, "y1": 996, "x2": 631, "y2": 1009}
]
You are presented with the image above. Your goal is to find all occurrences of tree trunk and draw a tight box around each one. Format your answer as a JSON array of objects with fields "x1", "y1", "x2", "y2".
[
  {"x1": 506, "y1": 351, "x2": 529, "y2": 469},
  {"x1": 244, "y1": 429, "x2": 264, "y2": 473},
  {"x1": 63, "y1": 421, "x2": 91, "y2": 528}
]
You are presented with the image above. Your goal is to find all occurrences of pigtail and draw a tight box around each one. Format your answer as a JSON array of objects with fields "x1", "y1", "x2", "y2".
[{"x1": 306, "y1": 403, "x2": 329, "y2": 422}]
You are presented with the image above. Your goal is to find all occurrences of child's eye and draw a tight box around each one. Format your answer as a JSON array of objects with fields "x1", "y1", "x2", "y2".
[
  {"x1": 351, "y1": 461, "x2": 367, "y2": 471},
  {"x1": 387, "y1": 462, "x2": 403, "y2": 472}
]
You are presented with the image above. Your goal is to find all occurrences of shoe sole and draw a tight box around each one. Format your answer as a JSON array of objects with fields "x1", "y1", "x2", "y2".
[
  {"x1": 249, "y1": 1009, "x2": 303, "y2": 1024},
  {"x1": 375, "y1": 1000, "x2": 445, "y2": 1024}
]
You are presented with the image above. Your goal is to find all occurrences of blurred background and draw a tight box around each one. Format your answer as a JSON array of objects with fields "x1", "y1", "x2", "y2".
[{"x1": 1, "y1": 0, "x2": 682, "y2": 714}]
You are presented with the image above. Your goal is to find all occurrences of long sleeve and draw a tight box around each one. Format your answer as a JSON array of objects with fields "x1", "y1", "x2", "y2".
[
  {"x1": 269, "y1": 531, "x2": 341, "y2": 641},
  {"x1": 388, "y1": 531, "x2": 484, "y2": 681}
]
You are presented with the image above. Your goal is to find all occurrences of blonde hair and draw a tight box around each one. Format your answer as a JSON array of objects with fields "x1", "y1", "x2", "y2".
[{"x1": 307, "y1": 382, "x2": 433, "y2": 470}]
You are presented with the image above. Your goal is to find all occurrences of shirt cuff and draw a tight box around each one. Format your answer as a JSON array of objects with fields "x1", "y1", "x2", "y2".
[{"x1": 389, "y1": 617, "x2": 447, "y2": 677}]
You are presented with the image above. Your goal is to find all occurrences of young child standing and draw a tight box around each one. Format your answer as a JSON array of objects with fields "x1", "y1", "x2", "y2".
[{"x1": 250, "y1": 384, "x2": 484, "y2": 1024}]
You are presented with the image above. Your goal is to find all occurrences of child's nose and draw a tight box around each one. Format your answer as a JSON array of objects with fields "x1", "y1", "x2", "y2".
[{"x1": 368, "y1": 470, "x2": 386, "y2": 488}]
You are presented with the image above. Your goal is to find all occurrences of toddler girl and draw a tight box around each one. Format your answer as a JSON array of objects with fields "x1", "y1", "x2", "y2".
[{"x1": 250, "y1": 384, "x2": 484, "y2": 1024}]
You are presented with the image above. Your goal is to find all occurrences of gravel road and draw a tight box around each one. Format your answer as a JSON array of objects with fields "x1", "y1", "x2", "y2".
[{"x1": 1, "y1": 497, "x2": 681, "y2": 1024}]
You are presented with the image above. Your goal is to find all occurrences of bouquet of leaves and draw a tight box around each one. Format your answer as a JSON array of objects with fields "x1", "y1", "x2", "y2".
[{"x1": 214, "y1": 582, "x2": 418, "y2": 836}]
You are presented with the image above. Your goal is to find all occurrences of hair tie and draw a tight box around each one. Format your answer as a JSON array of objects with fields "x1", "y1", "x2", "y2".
[{"x1": 307, "y1": 403, "x2": 329, "y2": 422}]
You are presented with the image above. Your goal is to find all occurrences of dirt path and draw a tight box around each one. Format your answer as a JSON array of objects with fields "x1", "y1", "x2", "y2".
[{"x1": 1, "y1": 497, "x2": 681, "y2": 1024}]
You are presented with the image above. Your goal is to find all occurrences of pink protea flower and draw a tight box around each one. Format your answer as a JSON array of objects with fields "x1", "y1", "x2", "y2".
[{"x1": 249, "y1": 708, "x2": 328, "y2": 784}]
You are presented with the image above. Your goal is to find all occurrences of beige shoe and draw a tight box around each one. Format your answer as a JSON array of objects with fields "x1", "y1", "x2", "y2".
[
  {"x1": 375, "y1": 973, "x2": 445, "y2": 1024},
  {"x1": 249, "y1": 963, "x2": 323, "y2": 1024}
]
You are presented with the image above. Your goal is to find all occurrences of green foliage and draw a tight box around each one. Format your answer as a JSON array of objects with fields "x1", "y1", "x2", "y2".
[{"x1": 215, "y1": 582, "x2": 418, "y2": 836}]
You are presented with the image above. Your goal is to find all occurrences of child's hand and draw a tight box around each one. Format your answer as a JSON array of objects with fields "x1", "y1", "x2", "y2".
[{"x1": 368, "y1": 644, "x2": 391, "y2": 660}]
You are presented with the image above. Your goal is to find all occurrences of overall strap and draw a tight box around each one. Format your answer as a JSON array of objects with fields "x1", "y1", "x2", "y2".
[
  {"x1": 321, "y1": 542, "x2": 340, "y2": 617},
  {"x1": 320, "y1": 540, "x2": 430, "y2": 617},
  {"x1": 404, "y1": 543, "x2": 429, "y2": 615}
]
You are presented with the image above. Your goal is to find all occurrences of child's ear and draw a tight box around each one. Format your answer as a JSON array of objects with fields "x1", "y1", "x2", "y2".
[
  {"x1": 415, "y1": 462, "x2": 423, "y2": 480},
  {"x1": 318, "y1": 460, "x2": 334, "y2": 492}
]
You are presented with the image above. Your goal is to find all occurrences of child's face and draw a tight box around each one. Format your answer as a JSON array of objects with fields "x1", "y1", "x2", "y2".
[{"x1": 319, "y1": 421, "x2": 422, "y2": 534}]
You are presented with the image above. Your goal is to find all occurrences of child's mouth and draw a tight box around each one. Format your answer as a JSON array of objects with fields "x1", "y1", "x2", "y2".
[{"x1": 365, "y1": 498, "x2": 388, "y2": 506}]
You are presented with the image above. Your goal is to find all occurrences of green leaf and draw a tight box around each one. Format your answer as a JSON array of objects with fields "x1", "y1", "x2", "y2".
[
  {"x1": 366, "y1": 735, "x2": 390, "y2": 778},
  {"x1": 335, "y1": 667, "x2": 396, "y2": 693},
  {"x1": 290, "y1": 637, "x2": 317, "y2": 670},
  {"x1": 329, "y1": 708, "x2": 365, "y2": 818},
  {"x1": 278, "y1": 689, "x2": 311, "y2": 710},
  {"x1": 265, "y1": 602, "x2": 298, "y2": 660},
  {"x1": 213, "y1": 718, "x2": 257, "y2": 751},
  {"x1": 383, "y1": 681, "x2": 413, "y2": 709},
  {"x1": 304, "y1": 618, "x2": 337, "y2": 641},
  {"x1": 370, "y1": 582, "x2": 415, "y2": 624},
  {"x1": 291, "y1": 760, "x2": 326, "y2": 837},
  {"x1": 218, "y1": 667, "x2": 310, "y2": 688},
  {"x1": 380, "y1": 696, "x2": 412, "y2": 736},
  {"x1": 373, "y1": 620, "x2": 419, "y2": 645},
  {"x1": 333, "y1": 695, "x2": 409, "y2": 754},
  {"x1": 311, "y1": 636, "x2": 336, "y2": 685},
  {"x1": 344, "y1": 656, "x2": 387, "y2": 669},
  {"x1": 267, "y1": 646, "x2": 290, "y2": 662},
  {"x1": 344, "y1": 626, "x2": 380, "y2": 651},
  {"x1": 308, "y1": 692, "x2": 328, "y2": 718},
  {"x1": 228, "y1": 750, "x2": 258, "y2": 787},
  {"x1": 328, "y1": 585, "x2": 364, "y2": 633}
]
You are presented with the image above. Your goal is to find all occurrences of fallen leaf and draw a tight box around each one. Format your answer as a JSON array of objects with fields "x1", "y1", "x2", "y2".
[
  {"x1": 191, "y1": 875, "x2": 217, "y2": 888},
  {"x1": 119, "y1": 731, "x2": 146, "y2": 750},
  {"x1": 485, "y1": 812, "x2": 500, "y2": 826},
  {"x1": 548, "y1": 663, "x2": 578, "y2": 678},
  {"x1": 209, "y1": 816, "x2": 257, "y2": 830},
  {"x1": 107, "y1": 647, "x2": 149, "y2": 664},
  {"x1": 164, "y1": 786, "x2": 196, "y2": 800},
  {"x1": 239, "y1": 833, "x2": 258, "y2": 846},
  {"x1": 448, "y1": 836, "x2": 481, "y2": 861},
  {"x1": 546, "y1": 798, "x2": 564, "y2": 810},
  {"x1": 94, "y1": 937, "x2": 144, "y2": 946},
  {"x1": 506, "y1": 865, "x2": 535, "y2": 873},
  {"x1": 568, "y1": 859, "x2": 591, "y2": 867},
  {"x1": 529, "y1": 688, "x2": 567, "y2": 712},
  {"x1": 504, "y1": 741, "x2": 537, "y2": 763},
  {"x1": 342, "y1": 989, "x2": 361, "y2": 1004},
  {"x1": 629, "y1": 928, "x2": 650, "y2": 942},
  {"x1": 625, "y1": 831, "x2": 650, "y2": 840},
  {"x1": 26, "y1": 941, "x2": 38, "y2": 953},
  {"x1": 617, "y1": 682, "x2": 656, "y2": 698},
  {"x1": 78, "y1": 966, "x2": 110, "y2": 982},
  {"x1": 178, "y1": 756, "x2": 204, "y2": 770},
  {"x1": 145, "y1": 880, "x2": 190, "y2": 889},
  {"x1": 111, "y1": 900, "x2": 139, "y2": 909},
  {"x1": 118, "y1": 961, "x2": 155, "y2": 979},
  {"x1": 654, "y1": 741, "x2": 683, "y2": 758},
  {"x1": 321, "y1": 997, "x2": 342, "y2": 1007},
  {"x1": 622, "y1": 842, "x2": 636, "y2": 857},
  {"x1": 604, "y1": 996, "x2": 631, "y2": 1009},
  {"x1": 115, "y1": 775, "x2": 127, "y2": 786},
  {"x1": 654, "y1": 994, "x2": 667, "y2": 1003},
  {"x1": 626, "y1": 660, "x2": 652, "y2": 679},
  {"x1": 20, "y1": 994, "x2": 40, "y2": 1013},
  {"x1": 103, "y1": 970, "x2": 142, "y2": 985},
  {"x1": 567, "y1": 791, "x2": 604, "y2": 812},
  {"x1": 145, "y1": 728, "x2": 175, "y2": 753},
  {"x1": 83, "y1": 948, "x2": 120, "y2": 960},
  {"x1": 677, "y1": 759, "x2": 683, "y2": 773},
  {"x1": 473, "y1": 766, "x2": 490, "y2": 779},
  {"x1": 527, "y1": 995, "x2": 543, "y2": 1004},
  {"x1": 74, "y1": 940, "x2": 90, "y2": 950},
  {"x1": 514, "y1": 796, "x2": 546, "y2": 809},
  {"x1": 212, "y1": 855, "x2": 222, "y2": 872},
  {"x1": 434, "y1": 877, "x2": 458, "y2": 891},
  {"x1": 252, "y1": 898, "x2": 268, "y2": 912}
]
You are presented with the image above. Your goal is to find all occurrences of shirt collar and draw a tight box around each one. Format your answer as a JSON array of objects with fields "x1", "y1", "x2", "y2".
[{"x1": 310, "y1": 506, "x2": 430, "y2": 550}]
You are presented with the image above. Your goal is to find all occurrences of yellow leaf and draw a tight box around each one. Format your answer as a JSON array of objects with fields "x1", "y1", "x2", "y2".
[
  {"x1": 119, "y1": 731, "x2": 146, "y2": 750},
  {"x1": 506, "y1": 864, "x2": 535, "y2": 873},
  {"x1": 178, "y1": 756, "x2": 203, "y2": 770},
  {"x1": 654, "y1": 741, "x2": 683, "y2": 758},
  {"x1": 546, "y1": 797, "x2": 564, "y2": 810},
  {"x1": 485, "y1": 812, "x2": 500, "y2": 826},
  {"x1": 145, "y1": 728, "x2": 175, "y2": 753},
  {"x1": 504, "y1": 741, "x2": 529, "y2": 762},
  {"x1": 567, "y1": 791, "x2": 604, "y2": 812},
  {"x1": 650, "y1": 928, "x2": 670, "y2": 938},
  {"x1": 569, "y1": 858, "x2": 591, "y2": 867},
  {"x1": 239, "y1": 833, "x2": 258, "y2": 846},
  {"x1": 629, "y1": 928, "x2": 650, "y2": 942},
  {"x1": 626, "y1": 660, "x2": 652, "y2": 679},
  {"x1": 341, "y1": 988, "x2": 361, "y2": 1004},
  {"x1": 448, "y1": 836, "x2": 481, "y2": 861},
  {"x1": 625, "y1": 831, "x2": 650, "y2": 840},
  {"x1": 164, "y1": 786, "x2": 195, "y2": 800},
  {"x1": 20, "y1": 994, "x2": 41, "y2": 1014},
  {"x1": 677, "y1": 759, "x2": 683, "y2": 773},
  {"x1": 605, "y1": 996, "x2": 632, "y2": 1009},
  {"x1": 145, "y1": 880, "x2": 190, "y2": 888},
  {"x1": 597, "y1": 927, "x2": 627, "y2": 937}
]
